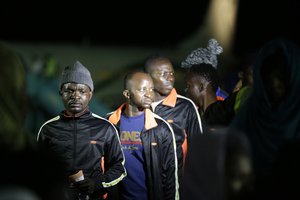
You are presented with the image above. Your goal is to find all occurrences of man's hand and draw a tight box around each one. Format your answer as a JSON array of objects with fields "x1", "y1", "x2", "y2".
[{"x1": 74, "y1": 177, "x2": 95, "y2": 195}]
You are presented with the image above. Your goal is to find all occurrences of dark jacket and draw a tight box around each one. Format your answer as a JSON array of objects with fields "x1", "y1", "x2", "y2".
[
  {"x1": 151, "y1": 88, "x2": 203, "y2": 170},
  {"x1": 107, "y1": 104, "x2": 179, "y2": 200},
  {"x1": 203, "y1": 92, "x2": 237, "y2": 130},
  {"x1": 37, "y1": 110, "x2": 126, "y2": 199}
]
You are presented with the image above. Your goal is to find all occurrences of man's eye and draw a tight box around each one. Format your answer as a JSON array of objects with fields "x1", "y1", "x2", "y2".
[
  {"x1": 79, "y1": 90, "x2": 87, "y2": 94},
  {"x1": 64, "y1": 90, "x2": 73, "y2": 93},
  {"x1": 158, "y1": 72, "x2": 174, "y2": 77}
]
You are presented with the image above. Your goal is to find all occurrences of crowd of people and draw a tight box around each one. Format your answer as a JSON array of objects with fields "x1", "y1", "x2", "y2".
[{"x1": 1, "y1": 36, "x2": 300, "y2": 200}]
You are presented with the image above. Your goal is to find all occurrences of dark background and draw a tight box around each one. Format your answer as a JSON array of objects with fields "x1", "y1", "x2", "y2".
[
  {"x1": 0, "y1": 1, "x2": 209, "y2": 47},
  {"x1": 234, "y1": 0, "x2": 300, "y2": 56},
  {"x1": 1, "y1": 0, "x2": 300, "y2": 135},
  {"x1": 1, "y1": 0, "x2": 300, "y2": 55}
]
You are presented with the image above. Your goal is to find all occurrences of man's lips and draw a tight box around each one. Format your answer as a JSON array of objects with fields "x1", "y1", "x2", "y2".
[
  {"x1": 144, "y1": 98, "x2": 153, "y2": 105},
  {"x1": 164, "y1": 84, "x2": 173, "y2": 89},
  {"x1": 69, "y1": 102, "x2": 81, "y2": 107}
]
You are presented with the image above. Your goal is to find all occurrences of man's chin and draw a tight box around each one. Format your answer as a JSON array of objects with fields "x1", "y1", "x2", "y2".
[
  {"x1": 68, "y1": 108, "x2": 84, "y2": 115},
  {"x1": 164, "y1": 86, "x2": 173, "y2": 94},
  {"x1": 140, "y1": 104, "x2": 151, "y2": 110}
]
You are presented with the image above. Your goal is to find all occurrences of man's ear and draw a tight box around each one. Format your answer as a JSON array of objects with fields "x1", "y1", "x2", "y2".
[
  {"x1": 123, "y1": 90, "x2": 130, "y2": 99},
  {"x1": 89, "y1": 91, "x2": 93, "y2": 100},
  {"x1": 199, "y1": 82, "x2": 204, "y2": 92}
]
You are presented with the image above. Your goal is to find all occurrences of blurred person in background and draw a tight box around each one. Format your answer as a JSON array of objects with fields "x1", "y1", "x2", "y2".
[
  {"x1": 0, "y1": 42, "x2": 67, "y2": 200},
  {"x1": 230, "y1": 38, "x2": 300, "y2": 198},
  {"x1": 183, "y1": 130, "x2": 254, "y2": 200}
]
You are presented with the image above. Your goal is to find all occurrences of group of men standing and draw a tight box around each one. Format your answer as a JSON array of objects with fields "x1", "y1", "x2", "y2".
[{"x1": 37, "y1": 54, "x2": 202, "y2": 200}]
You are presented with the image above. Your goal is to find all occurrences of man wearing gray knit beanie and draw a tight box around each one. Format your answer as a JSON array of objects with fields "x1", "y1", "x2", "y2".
[
  {"x1": 60, "y1": 60, "x2": 94, "y2": 92},
  {"x1": 37, "y1": 60, "x2": 126, "y2": 200}
]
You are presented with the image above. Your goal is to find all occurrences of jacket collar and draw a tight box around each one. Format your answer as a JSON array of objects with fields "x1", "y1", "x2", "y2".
[
  {"x1": 108, "y1": 103, "x2": 158, "y2": 130},
  {"x1": 62, "y1": 108, "x2": 91, "y2": 119},
  {"x1": 162, "y1": 88, "x2": 177, "y2": 107}
]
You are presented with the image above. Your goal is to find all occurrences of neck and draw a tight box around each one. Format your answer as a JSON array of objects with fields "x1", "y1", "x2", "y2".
[
  {"x1": 125, "y1": 103, "x2": 144, "y2": 117},
  {"x1": 153, "y1": 91, "x2": 166, "y2": 102},
  {"x1": 65, "y1": 108, "x2": 88, "y2": 117},
  {"x1": 203, "y1": 92, "x2": 217, "y2": 112},
  {"x1": 205, "y1": 96, "x2": 217, "y2": 110}
]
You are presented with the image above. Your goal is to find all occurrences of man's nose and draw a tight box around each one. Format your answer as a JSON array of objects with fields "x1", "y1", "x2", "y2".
[
  {"x1": 145, "y1": 89, "x2": 153, "y2": 97},
  {"x1": 71, "y1": 90, "x2": 81, "y2": 98}
]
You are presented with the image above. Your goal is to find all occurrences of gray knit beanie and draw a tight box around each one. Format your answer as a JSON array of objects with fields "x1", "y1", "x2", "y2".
[
  {"x1": 60, "y1": 60, "x2": 94, "y2": 91},
  {"x1": 181, "y1": 38, "x2": 223, "y2": 69}
]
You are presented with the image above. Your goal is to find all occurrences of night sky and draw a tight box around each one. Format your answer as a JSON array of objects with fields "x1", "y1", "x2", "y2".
[
  {"x1": 0, "y1": 1, "x2": 209, "y2": 47},
  {"x1": 1, "y1": 0, "x2": 300, "y2": 54},
  {"x1": 233, "y1": 0, "x2": 300, "y2": 55}
]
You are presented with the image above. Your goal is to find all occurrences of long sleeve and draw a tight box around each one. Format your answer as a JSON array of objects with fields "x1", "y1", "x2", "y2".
[
  {"x1": 92, "y1": 124, "x2": 126, "y2": 189},
  {"x1": 161, "y1": 123, "x2": 179, "y2": 200}
]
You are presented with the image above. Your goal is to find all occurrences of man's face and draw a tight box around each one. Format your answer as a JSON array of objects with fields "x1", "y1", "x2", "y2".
[
  {"x1": 148, "y1": 60, "x2": 175, "y2": 97},
  {"x1": 60, "y1": 83, "x2": 92, "y2": 116},
  {"x1": 127, "y1": 73, "x2": 154, "y2": 109},
  {"x1": 263, "y1": 67, "x2": 288, "y2": 106},
  {"x1": 185, "y1": 72, "x2": 208, "y2": 110}
]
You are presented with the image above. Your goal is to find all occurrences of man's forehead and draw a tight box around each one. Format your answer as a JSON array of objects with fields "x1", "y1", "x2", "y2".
[
  {"x1": 187, "y1": 74, "x2": 207, "y2": 82},
  {"x1": 63, "y1": 82, "x2": 89, "y2": 88},
  {"x1": 132, "y1": 76, "x2": 152, "y2": 85},
  {"x1": 152, "y1": 64, "x2": 173, "y2": 71},
  {"x1": 150, "y1": 58, "x2": 172, "y2": 67}
]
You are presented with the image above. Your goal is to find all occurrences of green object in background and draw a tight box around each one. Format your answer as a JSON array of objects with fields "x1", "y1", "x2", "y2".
[{"x1": 234, "y1": 86, "x2": 252, "y2": 113}]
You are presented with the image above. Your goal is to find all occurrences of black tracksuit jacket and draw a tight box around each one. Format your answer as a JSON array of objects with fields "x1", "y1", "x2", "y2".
[
  {"x1": 107, "y1": 105, "x2": 179, "y2": 200},
  {"x1": 37, "y1": 110, "x2": 126, "y2": 199}
]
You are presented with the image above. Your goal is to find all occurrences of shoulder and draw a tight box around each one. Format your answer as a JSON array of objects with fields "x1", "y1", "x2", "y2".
[
  {"x1": 176, "y1": 94, "x2": 199, "y2": 111},
  {"x1": 91, "y1": 113, "x2": 118, "y2": 132},
  {"x1": 177, "y1": 95, "x2": 197, "y2": 107},
  {"x1": 37, "y1": 115, "x2": 61, "y2": 140},
  {"x1": 39, "y1": 115, "x2": 61, "y2": 129}
]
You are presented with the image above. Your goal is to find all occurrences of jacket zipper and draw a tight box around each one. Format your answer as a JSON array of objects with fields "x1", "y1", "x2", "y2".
[{"x1": 72, "y1": 117, "x2": 77, "y2": 169}]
